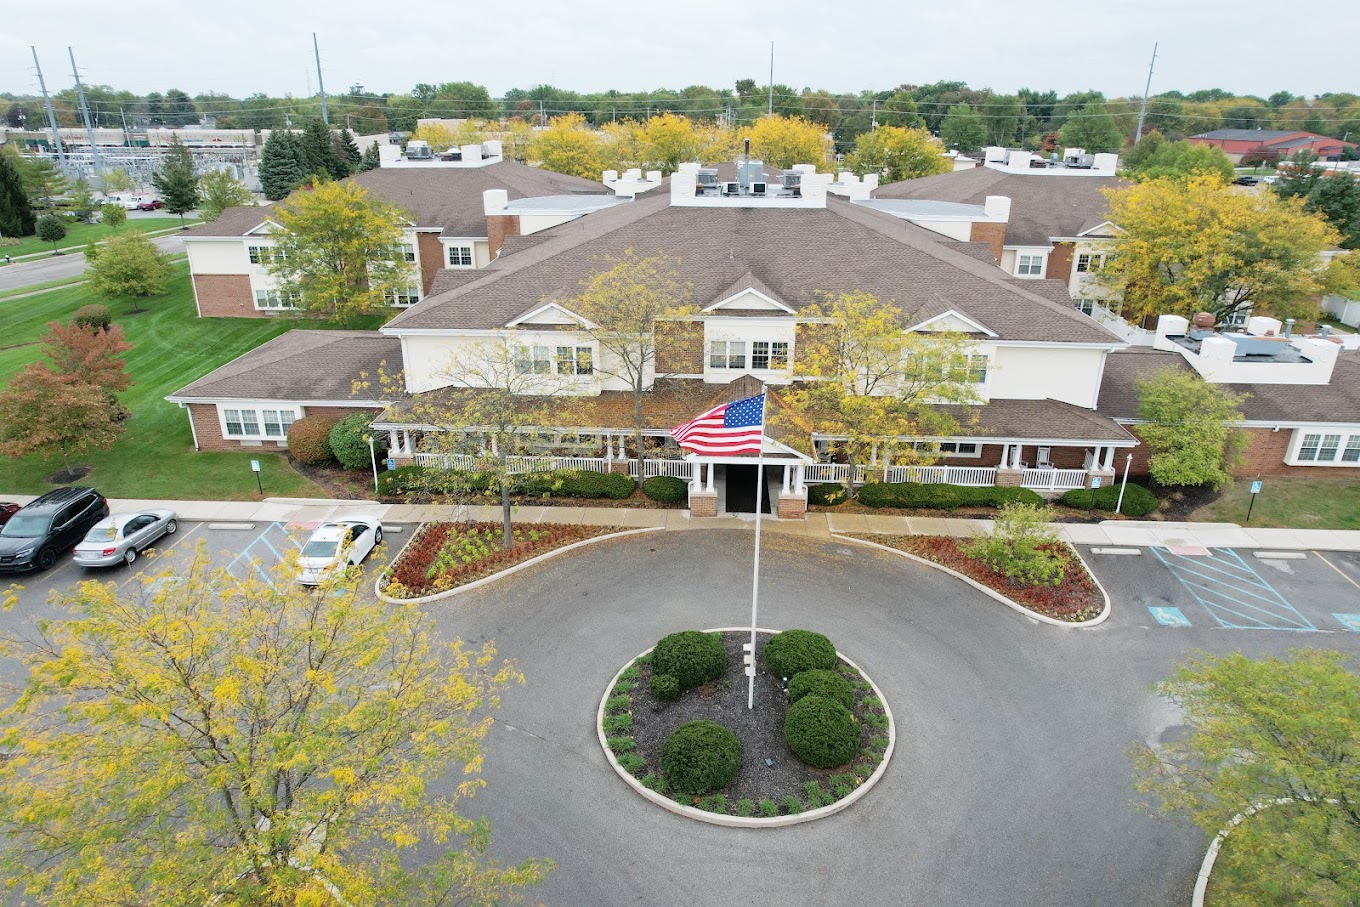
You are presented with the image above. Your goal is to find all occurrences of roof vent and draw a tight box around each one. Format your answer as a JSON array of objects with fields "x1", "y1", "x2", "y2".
[{"x1": 1192, "y1": 312, "x2": 1216, "y2": 330}]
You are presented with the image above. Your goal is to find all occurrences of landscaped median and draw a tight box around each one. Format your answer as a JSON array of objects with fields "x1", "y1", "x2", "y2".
[{"x1": 377, "y1": 520, "x2": 654, "y2": 602}]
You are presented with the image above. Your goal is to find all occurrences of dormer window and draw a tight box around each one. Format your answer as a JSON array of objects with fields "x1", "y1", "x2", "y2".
[
  {"x1": 709, "y1": 341, "x2": 746, "y2": 369},
  {"x1": 1016, "y1": 254, "x2": 1044, "y2": 277},
  {"x1": 751, "y1": 341, "x2": 788, "y2": 370}
]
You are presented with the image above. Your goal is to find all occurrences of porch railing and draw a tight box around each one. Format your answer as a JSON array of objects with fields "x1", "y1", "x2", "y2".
[
  {"x1": 629, "y1": 459, "x2": 695, "y2": 480},
  {"x1": 1020, "y1": 468, "x2": 1087, "y2": 491},
  {"x1": 884, "y1": 465, "x2": 997, "y2": 486},
  {"x1": 414, "y1": 453, "x2": 612, "y2": 475}
]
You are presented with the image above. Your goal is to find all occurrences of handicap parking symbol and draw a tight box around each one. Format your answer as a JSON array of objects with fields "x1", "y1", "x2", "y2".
[{"x1": 1148, "y1": 606, "x2": 1192, "y2": 628}]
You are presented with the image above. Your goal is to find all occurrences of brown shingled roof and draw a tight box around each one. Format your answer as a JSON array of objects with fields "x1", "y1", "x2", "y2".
[{"x1": 167, "y1": 331, "x2": 401, "y2": 403}]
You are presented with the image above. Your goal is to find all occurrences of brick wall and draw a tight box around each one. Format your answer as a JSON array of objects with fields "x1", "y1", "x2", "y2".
[
  {"x1": 184, "y1": 403, "x2": 380, "y2": 451},
  {"x1": 415, "y1": 233, "x2": 443, "y2": 295},
  {"x1": 656, "y1": 320, "x2": 704, "y2": 374},
  {"x1": 1123, "y1": 425, "x2": 1360, "y2": 479},
  {"x1": 193, "y1": 274, "x2": 259, "y2": 318},
  {"x1": 1047, "y1": 242, "x2": 1075, "y2": 285},
  {"x1": 969, "y1": 222, "x2": 1007, "y2": 264},
  {"x1": 487, "y1": 214, "x2": 521, "y2": 260}
]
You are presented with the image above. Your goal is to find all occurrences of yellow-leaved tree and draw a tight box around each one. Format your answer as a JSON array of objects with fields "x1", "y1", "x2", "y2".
[
  {"x1": 843, "y1": 126, "x2": 951, "y2": 183},
  {"x1": 0, "y1": 543, "x2": 552, "y2": 905},
  {"x1": 526, "y1": 113, "x2": 608, "y2": 179},
  {"x1": 1100, "y1": 173, "x2": 1341, "y2": 324},
  {"x1": 745, "y1": 115, "x2": 832, "y2": 169}
]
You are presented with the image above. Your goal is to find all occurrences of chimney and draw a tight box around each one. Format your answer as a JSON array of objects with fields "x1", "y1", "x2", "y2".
[
  {"x1": 970, "y1": 196, "x2": 1010, "y2": 264},
  {"x1": 483, "y1": 189, "x2": 518, "y2": 259}
]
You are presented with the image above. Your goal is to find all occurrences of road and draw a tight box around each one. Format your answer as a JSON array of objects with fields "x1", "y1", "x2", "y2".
[{"x1": 0, "y1": 230, "x2": 187, "y2": 293}]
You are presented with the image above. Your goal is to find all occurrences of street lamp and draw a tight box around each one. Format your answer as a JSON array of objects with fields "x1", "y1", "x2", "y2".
[
  {"x1": 365, "y1": 434, "x2": 379, "y2": 494},
  {"x1": 1115, "y1": 453, "x2": 1133, "y2": 514}
]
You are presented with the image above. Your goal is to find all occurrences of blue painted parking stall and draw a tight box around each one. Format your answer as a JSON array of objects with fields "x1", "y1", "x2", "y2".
[
  {"x1": 1149, "y1": 546, "x2": 1317, "y2": 631},
  {"x1": 225, "y1": 522, "x2": 301, "y2": 585}
]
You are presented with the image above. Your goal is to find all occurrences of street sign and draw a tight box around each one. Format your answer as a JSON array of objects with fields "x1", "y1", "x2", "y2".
[
  {"x1": 1090, "y1": 476, "x2": 1102, "y2": 489},
  {"x1": 386, "y1": 458, "x2": 397, "y2": 471},
  {"x1": 1250, "y1": 480, "x2": 1263, "y2": 495},
  {"x1": 250, "y1": 459, "x2": 261, "y2": 473},
  {"x1": 1246, "y1": 480, "x2": 1263, "y2": 521}
]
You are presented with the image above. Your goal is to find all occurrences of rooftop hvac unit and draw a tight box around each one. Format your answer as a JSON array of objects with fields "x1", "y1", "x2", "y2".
[
  {"x1": 751, "y1": 182, "x2": 767, "y2": 195},
  {"x1": 780, "y1": 172, "x2": 801, "y2": 189},
  {"x1": 696, "y1": 169, "x2": 720, "y2": 188},
  {"x1": 722, "y1": 181, "x2": 740, "y2": 196}
]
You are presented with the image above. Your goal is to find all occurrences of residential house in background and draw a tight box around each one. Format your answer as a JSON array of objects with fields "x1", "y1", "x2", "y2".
[{"x1": 1187, "y1": 129, "x2": 1357, "y2": 163}]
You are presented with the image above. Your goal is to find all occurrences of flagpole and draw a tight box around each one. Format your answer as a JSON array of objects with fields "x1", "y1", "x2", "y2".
[{"x1": 748, "y1": 386, "x2": 767, "y2": 710}]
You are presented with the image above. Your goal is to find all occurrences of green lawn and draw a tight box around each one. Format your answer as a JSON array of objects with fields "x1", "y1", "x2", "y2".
[
  {"x1": 0, "y1": 266, "x2": 384, "y2": 500},
  {"x1": 1190, "y1": 475, "x2": 1360, "y2": 530},
  {"x1": 0, "y1": 217, "x2": 197, "y2": 259}
]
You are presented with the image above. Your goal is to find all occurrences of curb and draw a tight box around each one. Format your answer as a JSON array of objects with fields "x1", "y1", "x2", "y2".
[
  {"x1": 833, "y1": 534, "x2": 1111, "y2": 628},
  {"x1": 375, "y1": 526, "x2": 663, "y2": 604},
  {"x1": 1191, "y1": 798, "x2": 1297, "y2": 907},
  {"x1": 596, "y1": 627, "x2": 896, "y2": 828}
]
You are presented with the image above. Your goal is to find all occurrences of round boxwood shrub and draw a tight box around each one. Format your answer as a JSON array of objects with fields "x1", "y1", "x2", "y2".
[
  {"x1": 763, "y1": 629, "x2": 837, "y2": 681},
  {"x1": 287, "y1": 416, "x2": 337, "y2": 465},
  {"x1": 643, "y1": 475, "x2": 688, "y2": 503},
  {"x1": 328, "y1": 412, "x2": 381, "y2": 471},
  {"x1": 71, "y1": 304, "x2": 111, "y2": 331},
  {"x1": 784, "y1": 695, "x2": 859, "y2": 770},
  {"x1": 650, "y1": 672, "x2": 680, "y2": 701},
  {"x1": 807, "y1": 484, "x2": 846, "y2": 507},
  {"x1": 1059, "y1": 483, "x2": 1158, "y2": 518},
  {"x1": 660, "y1": 721, "x2": 741, "y2": 796},
  {"x1": 652, "y1": 630, "x2": 727, "y2": 692},
  {"x1": 787, "y1": 669, "x2": 855, "y2": 711}
]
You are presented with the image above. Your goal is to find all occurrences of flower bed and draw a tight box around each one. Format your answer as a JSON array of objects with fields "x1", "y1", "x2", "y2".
[
  {"x1": 859, "y1": 535, "x2": 1103, "y2": 622},
  {"x1": 602, "y1": 631, "x2": 892, "y2": 819},
  {"x1": 381, "y1": 521, "x2": 622, "y2": 599}
]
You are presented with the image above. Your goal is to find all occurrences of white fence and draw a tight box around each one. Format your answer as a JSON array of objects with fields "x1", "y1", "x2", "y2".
[
  {"x1": 1020, "y1": 468, "x2": 1087, "y2": 491},
  {"x1": 884, "y1": 465, "x2": 997, "y2": 486},
  {"x1": 631, "y1": 459, "x2": 696, "y2": 480},
  {"x1": 413, "y1": 452, "x2": 693, "y2": 481}
]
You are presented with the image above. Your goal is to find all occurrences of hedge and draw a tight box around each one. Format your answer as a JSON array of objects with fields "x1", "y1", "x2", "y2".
[
  {"x1": 1059, "y1": 483, "x2": 1158, "y2": 518},
  {"x1": 787, "y1": 669, "x2": 855, "y2": 711},
  {"x1": 660, "y1": 721, "x2": 742, "y2": 796},
  {"x1": 328, "y1": 413, "x2": 380, "y2": 471},
  {"x1": 643, "y1": 475, "x2": 688, "y2": 503},
  {"x1": 375, "y1": 465, "x2": 634, "y2": 499},
  {"x1": 650, "y1": 673, "x2": 680, "y2": 701},
  {"x1": 763, "y1": 629, "x2": 837, "y2": 681},
  {"x1": 652, "y1": 631, "x2": 727, "y2": 692},
  {"x1": 807, "y1": 484, "x2": 847, "y2": 507},
  {"x1": 856, "y1": 482, "x2": 1044, "y2": 510},
  {"x1": 784, "y1": 695, "x2": 859, "y2": 770},
  {"x1": 287, "y1": 416, "x2": 337, "y2": 465},
  {"x1": 71, "y1": 304, "x2": 111, "y2": 331}
]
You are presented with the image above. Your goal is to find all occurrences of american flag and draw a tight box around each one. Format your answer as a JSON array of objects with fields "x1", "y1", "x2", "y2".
[{"x1": 671, "y1": 392, "x2": 766, "y2": 455}]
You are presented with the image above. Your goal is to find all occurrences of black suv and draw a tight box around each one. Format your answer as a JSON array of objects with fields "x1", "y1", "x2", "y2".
[{"x1": 0, "y1": 487, "x2": 109, "y2": 572}]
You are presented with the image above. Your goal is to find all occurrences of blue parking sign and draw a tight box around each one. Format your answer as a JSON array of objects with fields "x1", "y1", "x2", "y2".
[
  {"x1": 386, "y1": 458, "x2": 397, "y2": 471},
  {"x1": 1090, "y1": 476, "x2": 1102, "y2": 489},
  {"x1": 1250, "y1": 480, "x2": 1262, "y2": 495}
]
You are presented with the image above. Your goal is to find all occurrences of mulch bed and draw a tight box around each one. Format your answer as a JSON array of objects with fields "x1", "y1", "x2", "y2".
[
  {"x1": 380, "y1": 521, "x2": 624, "y2": 599},
  {"x1": 857, "y1": 535, "x2": 1103, "y2": 622},
  {"x1": 810, "y1": 499, "x2": 1137, "y2": 523},
  {"x1": 604, "y1": 631, "x2": 891, "y2": 818}
]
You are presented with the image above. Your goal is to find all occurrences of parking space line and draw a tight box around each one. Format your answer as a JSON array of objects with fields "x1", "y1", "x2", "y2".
[
  {"x1": 225, "y1": 522, "x2": 301, "y2": 588},
  {"x1": 1314, "y1": 552, "x2": 1360, "y2": 592},
  {"x1": 1150, "y1": 547, "x2": 1316, "y2": 631}
]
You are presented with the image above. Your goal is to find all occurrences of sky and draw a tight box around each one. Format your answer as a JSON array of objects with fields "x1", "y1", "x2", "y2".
[{"x1": 1, "y1": 0, "x2": 1354, "y2": 103}]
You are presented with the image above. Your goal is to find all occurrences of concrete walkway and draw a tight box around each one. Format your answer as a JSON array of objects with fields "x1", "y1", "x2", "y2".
[
  {"x1": 6, "y1": 493, "x2": 1359, "y2": 551},
  {"x1": 0, "y1": 233, "x2": 185, "y2": 293}
]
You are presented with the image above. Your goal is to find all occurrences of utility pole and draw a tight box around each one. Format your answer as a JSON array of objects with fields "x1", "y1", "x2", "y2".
[
  {"x1": 313, "y1": 33, "x2": 329, "y2": 125},
  {"x1": 31, "y1": 47, "x2": 65, "y2": 163},
  {"x1": 768, "y1": 42, "x2": 774, "y2": 116},
  {"x1": 68, "y1": 47, "x2": 102, "y2": 175},
  {"x1": 871, "y1": 98, "x2": 877, "y2": 131},
  {"x1": 539, "y1": 99, "x2": 545, "y2": 125},
  {"x1": 1133, "y1": 42, "x2": 1158, "y2": 146}
]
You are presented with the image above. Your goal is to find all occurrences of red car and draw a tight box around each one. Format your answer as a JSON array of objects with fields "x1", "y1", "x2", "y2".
[
  {"x1": 137, "y1": 199, "x2": 165, "y2": 211},
  {"x1": 0, "y1": 503, "x2": 18, "y2": 526}
]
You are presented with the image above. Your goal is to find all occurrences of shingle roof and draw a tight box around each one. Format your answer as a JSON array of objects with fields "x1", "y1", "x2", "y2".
[
  {"x1": 167, "y1": 331, "x2": 401, "y2": 402},
  {"x1": 872, "y1": 168, "x2": 1127, "y2": 246},
  {"x1": 939, "y1": 399, "x2": 1135, "y2": 443},
  {"x1": 1191, "y1": 129, "x2": 1303, "y2": 142},
  {"x1": 1097, "y1": 348, "x2": 1360, "y2": 425},
  {"x1": 179, "y1": 161, "x2": 607, "y2": 239},
  {"x1": 384, "y1": 193, "x2": 1122, "y2": 345}
]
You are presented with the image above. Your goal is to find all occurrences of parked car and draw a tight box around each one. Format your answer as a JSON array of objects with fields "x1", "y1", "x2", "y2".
[
  {"x1": 121, "y1": 196, "x2": 147, "y2": 210},
  {"x1": 296, "y1": 515, "x2": 383, "y2": 585},
  {"x1": 73, "y1": 509, "x2": 178, "y2": 568},
  {"x1": 136, "y1": 198, "x2": 165, "y2": 211},
  {"x1": 0, "y1": 487, "x2": 109, "y2": 572},
  {"x1": 0, "y1": 503, "x2": 19, "y2": 526},
  {"x1": 1233, "y1": 176, "x2": 1259, "y2": 186}
]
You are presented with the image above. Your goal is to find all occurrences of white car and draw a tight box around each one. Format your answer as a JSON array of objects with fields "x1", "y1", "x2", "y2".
[
  {"x1": 73, "y1": 509, "x2": 177, "y2": 568},
  {"x1": 296, "y1": 515, "x2": 383, "y2": 586}
]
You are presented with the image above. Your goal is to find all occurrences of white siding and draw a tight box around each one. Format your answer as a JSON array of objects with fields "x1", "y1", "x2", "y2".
[
  {"x1": 703, "y1": 317, "x2": 796, "y2": 384},
  {"x1": 186, "y1": 239, "x2": 250, "y2": 274},
  {"x1": 989, "y1": 345, "x2": 1106, "y2": 408}
]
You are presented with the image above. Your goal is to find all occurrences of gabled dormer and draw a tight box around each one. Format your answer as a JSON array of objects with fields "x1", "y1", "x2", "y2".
[
  {"x1": 911, "y1": 309, "x2": 998, "y2": 338},
  {"x1": 703, "y1": 273, "x2": 797, "y2": 315},
  {"x1": 507, "y1": 301, "x2": 593, "y2": 329}
]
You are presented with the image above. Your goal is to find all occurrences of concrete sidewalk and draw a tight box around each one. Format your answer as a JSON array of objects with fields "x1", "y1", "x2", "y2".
[{"x1": 5, "y1": 493, "x2": 1359, "y2": 551}]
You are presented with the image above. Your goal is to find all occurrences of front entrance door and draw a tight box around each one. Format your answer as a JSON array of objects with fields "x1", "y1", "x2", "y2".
[{"x1": 722, "y1": 464, "x2": 780, "y2": 514}]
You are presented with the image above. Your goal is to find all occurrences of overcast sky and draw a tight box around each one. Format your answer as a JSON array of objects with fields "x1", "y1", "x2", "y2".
[{"x1": 1, "y1": 0, "x2": 1352, "y2": 103}]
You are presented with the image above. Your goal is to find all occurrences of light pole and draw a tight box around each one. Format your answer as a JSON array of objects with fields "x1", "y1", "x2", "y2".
[
  {"x1": 1115, "y1": 453, "x2": 1133, "y2": 514},
  {"x1": 366, "y1": 435, "x2": 379, "y2": 494}
]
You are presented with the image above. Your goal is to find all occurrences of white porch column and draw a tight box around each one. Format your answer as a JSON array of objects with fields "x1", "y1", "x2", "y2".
[
  {"x1": 782, "y1": 466, "x2": 792, "y2": 493},
  {"x1": 605, "y1": 432, "x2": 613, "y2": 465},
  {"x1": 706, "y1": 462, "x2": 716, "y2": 492},
  {"x1": 690, "y1": 462, "x2": 700, "y2": 490},
  {"x1": 388, "y1": 430, "x2": 400, "y2": 454},
  {"x1": 617, "y1": 434, "x2": 626, "y2": 459},
  {"x1": 795, "y1": 463, "x2": 805, "y2": 494},
  {"x1": 489, "y1": 435, "x2": 498, "y2": 456},
  {"x1": 1102, "y1": 445, "x2": 1115, "y2": 470},
  {"x1": 1000, "y1": 444, "x2": 1010, "y2": 468},
  {"x1": 400, "y1": 431, "x2": 412, "y2": 455},
  {"x1": 1011, "y1": 445, "x2": 1023, "y2": 468},
  {"x1": 870, "y1": 443, "x2": 879, "y2": 467}
]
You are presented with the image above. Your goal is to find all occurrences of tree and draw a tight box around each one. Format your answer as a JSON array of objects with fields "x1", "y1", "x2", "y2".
[
  {"x1": 35, "y1": 213, "x2": 66, "y2": 252},
  {"x1": 302, "y1": 118, "x2": 349, "y2": 180},
  {"x1": 0, "y1": 365, "x2": 123, "y2": 473},
  {"x1": 196, "y1": 169, "x2": 255, "y2": 222},
  {"x1": 746, "y1": 114, "x2": 830, "y2": 169},
  {"x1": 1275, "y1": 154, "x2": 1360, "y2": 250},
  {"x1": 16, "y1": 154, "x2": 68, "y2": 209},
  {"x1": 877, "y1": 91, "x2": 924, "y2": 129},
  {"x1": 335, "y1": 128, "x2": 362, "y2": 170},
  {"x1": 99, "y1": 201, "x2": 126, "y2": 230},
  {"x1": 1057, "y1": 101, "x2": 1125, "y2": 153},
  {"x1": 1123, "y1": 129, "x2": 1166, "y2": 170},
  {"x1": 638, "y1": 113, "x2": 706, "y2": 174},
  {"x1": 843, "y1": 126, "x2": 951, "y2": 183},
  {"x1": 69, "y1": 178, "x2": 97, "y2": 223},
  {"x1": 0, "y1": 543, "x2": 552, "y2": 905},
  {"x1": 357, "y1": 142, "x2": 381, "y2": 172},
  {"x1": 41, "y1": 318, "x2": 133, "y2": 400},
  {"x1": 267, "y1": 179, "x2": 414, "y2": 326},
  {"x1": 100, "y1": 167, "x2": 134, "y2": 195},
  {"x1": 940, "y1": 103, "x2": 987, "y2": 155},
  {"x1": 1101, "y1": 174, "x2": 1342, "y2": 323},
  {"x1": 566, "y1": 252, "x2": 697, "y2": 470},
  {"x1": 0, "y1": 147, "x2": 35, "y2": 238},
  {"x1": 527, "y1": 113, "x2": 607, "y2": 179},
  {"x1": 410, "y1": 122, "x2": 459, "y2": 152},
  {"x1": 86, "y1": 230, "x2": 174, "y2": 311},
  {"x1": 259, "y1": 130, "x2": 307, "y2": 201},
  {"x1": 150, "y1": 136, "x2": 200, "y2": 226},
  {"x1": 778, "y1": 291, "x2": 981, "y2": 500},
  {"x1": 1132, "y1": 140, "x2": 1235, "y2": 182},
  {"x1": 981, "y1": 93, "x2": 1022, "y2": 146},
  {"x1": 1135, "y1": 366, "x2": 1247, "y2": 488},
  {"x1": 1134, "y1": 650, "x2": 1360, "y2": 906}
]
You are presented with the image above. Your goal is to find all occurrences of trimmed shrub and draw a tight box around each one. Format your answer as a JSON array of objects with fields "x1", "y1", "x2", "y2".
[
  {"x1": 787, "y1": 669, "x2": 856, "y2": 711},
  {"x1": 856, "y1": 482, "x2": 1043, "y2": 510},
  {"x1": 287, "y1": 416, "x2": 337, "y2": 465},
  {"x1": 652, "y1": 631, "x2": 727, "y2": 692},
  {"x1": 328, "y1": 412, "x2": 380, "y2": 471},
  {"x1": 650, "y1": 673, "x2": 680, "y2": 701},
  {"x1": 660, "y1": 721, "x2": 741, "y2": 796},
  {"x1": 1060, "y1": 483, "x2": 1158, "y2": 518},
  {"x1": 558, "y1": 470, "x2": 634, "y2": 499},
  {"x1": 807, "y1": 483, "x2": 847, "y2": 507},
  {"x1": 643, "y1": 475, "x2": 688, "y2": 503},
  {"x1": 378, "y1": 463, "x2": 424, "y2": 495},
  {"x1": 963, "y1": 502, "x2": 1066, "y2": 586},
  {"x1": 71, "y1": 304, "x2": 111, "y2": 331},
  {"x1": 785, "y1": 695, "x2": 859, "y2": 769},
  {"x1": 763, "y1": 629, "x2": 837, "y2": 681}
]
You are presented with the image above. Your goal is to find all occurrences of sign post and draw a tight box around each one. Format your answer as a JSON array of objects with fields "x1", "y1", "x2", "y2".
[
  {"x1": 1246, "y1": 480, "x2": 1263, "y2": 523},
  {"x1": 1088, "y1": 475, "x2": 1102, "y2": 518},
  {"x1": 250, "y1": 459, "x2": 263, "y2": 495}
]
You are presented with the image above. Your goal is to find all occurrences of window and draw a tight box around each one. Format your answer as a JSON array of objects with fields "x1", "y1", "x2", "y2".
[
  {"x1": 254, "y1": 288, "x2": 298, "y2": 310},
  {"x1": 708, "y1": 340, "x2": 746, "y2": 369},
  {"x1": 1298, "y1": 432, "x2": 1344, "y2": 463},
  {"x1": 446, "y1": 245, "x2": 474, "y2": 268},
  {"x1": 917, "y1": 354, "x2": 988, "y2": 384},
  {"x1": 751, "y1": 341, "x2": 789, "y2": 370},
  {"x1": 223, "y1": 406, "x2": 297, "y2": 439},
  {"x1": 247, "y1": 245, "x2": 284, "y2": 266},
  {"x1": 399, "y1": 243, "x2": 416, "y2": 263},
  {"x1": 261, "y1": 409, "x2": 296, "y2": 438},
  {"x1": 1344, "y1": 436, "x2": 1360, "y2": 463},
  {"x1": 556, "y1": 346, "x2": 593, "y2": 376},
  {"x1": 1319, "y1": 434, "x2": 1342, "y2": 461},
  {"x1": 514, "y1": 345, "x2": 552, "y2": 375},
  {"x1": 1016, "y1": 254, "x2": 1044, "y2": 277},
  {"x1": 223, "y1": 408, "x2": 260, "y2": 437},
  {"x1": 1073, "y1": 298, "x2": 1096, "y2": 316},
  {"x1": 383, "y1": 286, "x2": 421, "y2": 307},
  {"x1": 1075, "y1": 253, "x2": 1105, "y2": 273}
]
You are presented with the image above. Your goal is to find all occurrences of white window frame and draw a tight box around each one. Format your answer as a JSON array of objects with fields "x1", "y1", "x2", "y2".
[
  {"x1": 1016, "y1": 254, "x2": 1045, "y2": 278},
  {"x1": 399, "y1": 243, "x2": 416, "y2": 263},
  {"x1": 708, "y1": 340, "x2": 747, "y2": 370},
  {"x1": 247, "y1": 245, "x2": 284, "y2": 266},
  {"x1": 1075, "y1": 253, "x2": 1105, "y2": 273},
  {"x1": 253, "y1": 288, "x2": 299, "y2": 310},
  {"x1": 1290, "y1": 429, "x2": 1360, "y2": 466},
  {"x1": 383, "y1": 286, "x2": 421, "y2": 307},
  {"x1": 446, "y1": 244, "x2": 474, "y2": 268},
  {"x1": 220, "y1": 405, "x2": 300, "y2": 440},
  {"x1": 1073, "y1": 298, "x2": 1097, "y2": 316},
  {"x1": 555, "y1": 345, "x2": 594, "y2": 376},
  {"x1": 514, "y1": 345, "x2": 553, "y2": 376},
  {"x1": 750, "y1": 340, "x2": 789, "y2": 371}
]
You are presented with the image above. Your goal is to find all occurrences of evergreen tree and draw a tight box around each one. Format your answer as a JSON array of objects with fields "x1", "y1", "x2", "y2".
[
  {"x1": 302, "y1": 119, "x2": 347, "y2": 180},
  {"x1": 940, "y1": 103, "x2": 987, "y2": 155},
  {"x1": 36, "y1": 213, "x2": 67, "y2": 252},
  {"x1": 150, "y1": 137, "x2": 200, "y2": 226},
  {"x1": 259, "y1": 130, "x2": 306, "y2": 200},
  {"x1": 357, "y1": 142, "x2": 381, "y2": 172},
  {"x1": 0, "y1": 148, "x2": 35, "y2": 238},
  {"x1": 337, "y1": 128, "x2": 362, "y2": 169}
]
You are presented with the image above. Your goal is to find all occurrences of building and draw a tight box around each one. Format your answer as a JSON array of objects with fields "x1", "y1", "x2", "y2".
[{"x1": 1187, "y1": 129, "x2": 1357, "y2": 163}]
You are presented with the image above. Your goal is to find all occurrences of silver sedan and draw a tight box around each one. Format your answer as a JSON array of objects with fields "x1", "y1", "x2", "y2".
[{"x1": 73, "y1": 510, "x2": 178, "y2": 568}]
